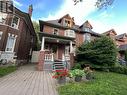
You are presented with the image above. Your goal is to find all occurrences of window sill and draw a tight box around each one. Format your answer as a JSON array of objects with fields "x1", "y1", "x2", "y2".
[{"x1": 0, "y1": 23, "x2": 19, "y2": 30}]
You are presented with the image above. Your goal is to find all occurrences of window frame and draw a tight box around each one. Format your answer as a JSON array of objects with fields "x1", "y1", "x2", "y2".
[
  {"x1": 0, "y1": 31, "x2": 3, "y2": 40},
  {"x1": 5, "y1": 34, "x2": 17, "y2": 52},
  {"x1": 84, "y1": 33, "x2": 91, "y2": 43},
  {"x1": 53, "y1": 28, "x2": 59, "y2": 35},
  {"x1": 11, "y1": 15, "x2": 20, "y2": 29},
  {"x1": 65, "y1": 29, "x2": 75, "y2": 38}
]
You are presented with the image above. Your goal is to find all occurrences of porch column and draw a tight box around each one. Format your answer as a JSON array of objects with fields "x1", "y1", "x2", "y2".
[
  {"x1": 38, "y1": 37, "x2": 45, "y2": 71},
  {"x1": 70, "y1": 41, "x2": 73, "y2": 53},
  {"x1": 69, "y1": 41, "x2": 74, "y2": 68},
  {"x1": 41, "y1": 37, "x2": 45, "y2": 51}
]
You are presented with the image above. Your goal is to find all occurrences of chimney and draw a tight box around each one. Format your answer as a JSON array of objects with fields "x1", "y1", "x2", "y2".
[{"x1": 28, "y1": 4, "x2": 33, "y2": 17}]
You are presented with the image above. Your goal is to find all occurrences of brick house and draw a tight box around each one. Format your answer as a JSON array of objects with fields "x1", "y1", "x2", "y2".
[
  {"x1": 103, "y1": 29, "x2": 127, "y2": 60},
  {"x1": 0, "y1": 2, "x2": 36, "y2": 64},
  {"x1": 38, "y1": 14, "x2": 100, "y2": 70}
]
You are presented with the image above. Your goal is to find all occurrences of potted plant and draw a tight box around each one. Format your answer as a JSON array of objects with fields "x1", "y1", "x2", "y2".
[
  {"x1": 84, "y1": 66, "x2": 94, "y2": 80},
  {"x1": 52, "y1": 69, "x2": 68, "y2": 84},
  {"x1": 70, "y1": 69, "x2": 85, "y2": 82}
]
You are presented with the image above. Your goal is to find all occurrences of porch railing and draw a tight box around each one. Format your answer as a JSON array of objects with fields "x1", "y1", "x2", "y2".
[
  {"x1": 62, "y1": 54, "x2": 70, "y2": 61},
  {"x1": 44, "y1": 53, "x2": 54, "y2": 61}
]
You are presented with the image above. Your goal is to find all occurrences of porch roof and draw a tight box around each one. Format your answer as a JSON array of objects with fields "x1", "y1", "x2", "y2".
[{"x1": 38, "y1": 32, "x2": 75, "y2": 41}]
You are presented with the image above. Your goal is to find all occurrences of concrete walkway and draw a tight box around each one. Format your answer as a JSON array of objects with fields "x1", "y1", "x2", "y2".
[{"x1": 0, "y1": 64, "x2": 58, "y2": 95}]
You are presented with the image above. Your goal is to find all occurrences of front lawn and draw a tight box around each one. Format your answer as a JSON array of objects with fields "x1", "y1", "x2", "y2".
[
  {"x1": 0, "y1": 66, "x2": 17, "y2": 77},
  {"x1": 58, "y1": 72, "x2": 127, "y2": 95}
]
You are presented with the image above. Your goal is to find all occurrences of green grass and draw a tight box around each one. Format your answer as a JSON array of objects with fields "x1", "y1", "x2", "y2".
[
  {"x1": 0, "y1": 66, "x2": 17, "y2": 77},
  {"x1": 58, "y1": 72, "x2": 127, "y2": 95}
]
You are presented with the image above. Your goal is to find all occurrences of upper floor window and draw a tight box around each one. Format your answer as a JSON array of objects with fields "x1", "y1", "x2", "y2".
[
  {"x1": 63, "y1": 19, "x2": 71, "y2": 27},
  {"x1": 11, "y1": 15, "x2": 20, "y2": 29},
  {"x1": 0, "y1": 13, "x2": 7, "y2": 24},
  {"x1": 65, "y1": 29, "x2": 75, "y2": 38},
  {"x1": 0, "y1": 31, "x2": 3, "y2": 40},
  {"x1": 84, "y1": 27, "x2": 91, "y2": 32},
  {"x1": 53, "y1": 28, "x2": 59, "y2": 35},
  {"x1": 84, "y1": 33, "x2": 91, "y2": 43}
]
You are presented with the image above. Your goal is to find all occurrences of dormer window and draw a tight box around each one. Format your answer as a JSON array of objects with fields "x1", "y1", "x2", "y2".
[
  {"x1": 11, "y1": 15, "x2": 20, "y2": 29},
  {"x1": 53, "y1": 28, "x2": 59, "y2": 35},
  {"x1": 64, "y1": 19, "x2": 71, "y2": 27}
]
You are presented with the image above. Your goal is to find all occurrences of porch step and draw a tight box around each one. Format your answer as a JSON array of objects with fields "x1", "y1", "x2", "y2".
[{"x1": 52, "y1": 61, "x2": 67, "y2": 71}]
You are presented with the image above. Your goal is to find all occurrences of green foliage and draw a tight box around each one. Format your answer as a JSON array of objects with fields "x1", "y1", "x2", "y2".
[
  {"x1": 0, "y1": 66, "x2": 17, "y2": 77},
  {"x1": 69, "y1": 69, "x2": 85, "y2": 77},
  {"x1": 58, "y1": 72, "x2": 127, "y2": 95},
  {"x1": 77, "y1": 36, "x2": 118, "y2": 68},
  {"x1": 125, "y1": 50, "x2": 127, "y2": 62},
  {"x1": 109, "y1": 65, "x2": 127, "y2": 75},
  {"x1": 32, "y1": 21, "x2": 41, "y2": 50}
]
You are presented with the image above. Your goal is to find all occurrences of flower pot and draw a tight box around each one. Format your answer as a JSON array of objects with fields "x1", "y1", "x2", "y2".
[
  {"x1": 58, "y1": 76, "x2": 66, "y2": 84},
  {"x1": 75, "y1": 76, "x2": 82, "y2": 82}
]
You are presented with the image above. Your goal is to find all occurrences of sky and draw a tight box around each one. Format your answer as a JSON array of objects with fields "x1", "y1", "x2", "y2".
[{"x1": 13, "y1": 0, "x2": 127, "y2": 35}]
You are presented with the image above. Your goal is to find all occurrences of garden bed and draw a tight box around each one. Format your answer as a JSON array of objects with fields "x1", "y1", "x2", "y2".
[{"x1": 58, "y1": 72, "x2": 127, "y2": 95}]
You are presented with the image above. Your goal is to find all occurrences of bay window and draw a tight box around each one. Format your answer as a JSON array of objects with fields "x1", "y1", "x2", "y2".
[{"x1": 65, "y1": 29, "x2": 75, "y2": 38}]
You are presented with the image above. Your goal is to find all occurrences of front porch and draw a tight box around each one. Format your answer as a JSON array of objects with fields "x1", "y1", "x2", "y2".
[{"x1": 38, "y1": 32, "x2": 75, "y2": 71}]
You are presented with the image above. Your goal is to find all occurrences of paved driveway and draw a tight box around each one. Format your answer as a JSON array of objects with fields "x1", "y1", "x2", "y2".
[{"x1": 0, "y1": 64, "x2": 58, "y2": 95}]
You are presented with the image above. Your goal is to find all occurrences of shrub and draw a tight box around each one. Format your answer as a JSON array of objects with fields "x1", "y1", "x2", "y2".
[
  {"x1": 109, "y1": 65, "x2": 127, "y2": 75},
  {"x1": 77, "y1": 36, "x2": 118, "y2": 68},
  {"x1": 69, "y1": 69, "x2": 85, "y2": 77}
]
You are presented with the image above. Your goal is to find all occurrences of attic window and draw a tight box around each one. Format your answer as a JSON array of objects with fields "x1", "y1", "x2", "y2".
[{"x1": 64, "y1": 19, "x2": 71, "y2": 27}]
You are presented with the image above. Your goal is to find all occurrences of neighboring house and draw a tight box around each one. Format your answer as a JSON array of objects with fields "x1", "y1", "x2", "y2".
[
  {"x1": 0, "y1": 3, "x2": 36, "y2": 64},
  {"x1": 38, "y1": 14, "x2": 100, "y2": 70},
  {"x1": 103, "y1": 29, "x2": 127, "y2": 60}
]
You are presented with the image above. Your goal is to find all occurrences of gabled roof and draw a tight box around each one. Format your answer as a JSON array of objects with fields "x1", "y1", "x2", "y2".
[
  {"x1": 116, "y1": 33, "x2": 127, "y2": 40},
  {"x1": 12, "y1": 6, "x2": 36, "y2": 36},
  {"x1": 39, "y1": 14, "x2": 101, "y2": 37},
  {"x1": 58, "y1": 14, "x2": 73, "y2": 23},
  {"x1": 103, "y1": 29, "x2": 117, "y2": 35},
  {"x1": 80, "y1": 20, "x2": 93, "y2": 29}
]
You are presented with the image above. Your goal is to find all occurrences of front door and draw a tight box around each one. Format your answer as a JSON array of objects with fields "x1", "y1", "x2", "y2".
[{"x1": 51, "y1": 45, "x2": 58, "y2": 60}]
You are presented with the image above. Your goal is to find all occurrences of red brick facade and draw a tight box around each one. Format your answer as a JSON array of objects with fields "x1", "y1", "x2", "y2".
[{"x1": 38, "y1": 14, "x2": 100, "y2": 70}]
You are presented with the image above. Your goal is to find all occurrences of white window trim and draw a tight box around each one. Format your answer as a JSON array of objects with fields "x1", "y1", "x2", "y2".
[
  {"x1": 53, "y1": 28, "x2": 59, "y2": 35},
  {"x1": 5, "y1": 33, "x2": 17, "y2": 52},
  {"x1": 63, "y1": 18, "x2": 71, "y2": 27},
  {"x1": 11, "y1": 15, "x2": 20, "y2": 29},
  {"x1": 65, "y1": 29, "x2": 75, "y2": 38},
  {"x1": 84, "y1": 33, "x2": 91, "y2": 42},
  {"x1": 0, "y1": 31, "x2": 3, "y2": 40}
]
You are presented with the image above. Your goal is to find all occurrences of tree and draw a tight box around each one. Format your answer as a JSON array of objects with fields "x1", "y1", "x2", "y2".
[
  {"x1": 73, "y1": 0, "x2": 114, "y2": 9},
  {"x1": 32, "y1": 21, "x2": 41, "y2": 50},
  {"x1": 77, "y1": 36, "x2": 118, "y2": 68}
]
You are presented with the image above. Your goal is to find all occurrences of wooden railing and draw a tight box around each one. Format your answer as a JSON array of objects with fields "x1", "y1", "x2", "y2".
[
  {"x1": 62, "y1": 54, "x2": 70, "y2": 61},
  {"x1": 44, "y1": 53, "x2": 54, "y2": 61}
]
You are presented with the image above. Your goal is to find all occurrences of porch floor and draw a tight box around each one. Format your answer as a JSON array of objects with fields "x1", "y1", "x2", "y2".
[{"x1": 0, "y1": 64, "x2": 58, "y2": 95}]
